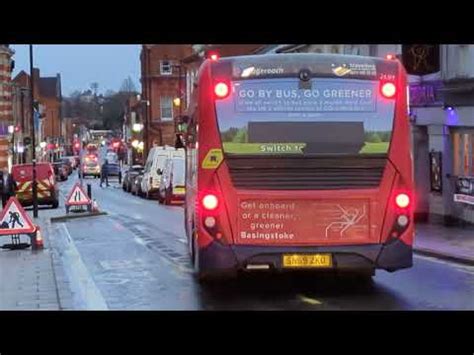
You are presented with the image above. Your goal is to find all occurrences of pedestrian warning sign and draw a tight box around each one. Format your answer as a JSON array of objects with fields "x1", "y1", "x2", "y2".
[
  {"x1": 202, "y1": 149, "x2": 223, "y2": 169},
  {"x1": 0, "y1": 197, "x2": 36, "y2": 235},
  {"x1": 65, "y1": 183, "x2": 91, "y2": 206}
]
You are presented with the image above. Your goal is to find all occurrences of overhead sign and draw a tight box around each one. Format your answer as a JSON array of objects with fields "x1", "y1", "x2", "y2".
[
  {"x1": 0, "y1": 197, "x2": 36, "y2": 235},
  {"x1": 65, "y1": 183, "x2": 91, "y2": 206}
]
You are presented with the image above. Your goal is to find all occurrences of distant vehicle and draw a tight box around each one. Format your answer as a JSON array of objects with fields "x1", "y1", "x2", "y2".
[
  {"x1": 123, "y1": 165, "x2": 143, "y2": 192},
  {"x1": 57, "y1": 158, "x2": 73, "y2": 175},
  {"x1": 106, "y1": 151, "x2": 118, "y2": 164},
  {"x1": 105, "y1": 162, "x2": 122, "y2": 183},
  {"x1": 63, "y1": 156, "x2": 78, "y2": 170},
  {"x1": 131, "y1": 172, "x2": 144, "y2": 196},
  {"x1": 80, "y1": 154, "x2": 100, "y2": 178},
  {"x1": 52, "y1": 162, "x2": 68, "y2": 181},
  {"x1": 12, "y1": 163, "x2": 59, "y2": 209},
  {"x1": 141, "y1": 146, "x2": 185, "y2": 199},
  {"x1": 158, "y1": 157, "x2": 185, "y2": 204}
]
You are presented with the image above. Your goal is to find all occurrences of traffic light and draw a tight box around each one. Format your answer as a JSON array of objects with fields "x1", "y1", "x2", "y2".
[{"x1": 401, "y1": 45, "x2": 440, "y2": 75}]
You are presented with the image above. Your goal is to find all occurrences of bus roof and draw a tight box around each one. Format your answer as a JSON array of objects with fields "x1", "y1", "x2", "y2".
[{"x1": 209, "y1": 53, "x2": 400, "y2": 81}]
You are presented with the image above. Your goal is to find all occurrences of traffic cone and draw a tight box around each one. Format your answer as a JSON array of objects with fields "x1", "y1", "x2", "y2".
[
  {"x1": 92, "y1": 199, "x2": 99, "y2": 212},
  {"x1": 33, "y1": 226, "x2": 44, "y2": 250}
]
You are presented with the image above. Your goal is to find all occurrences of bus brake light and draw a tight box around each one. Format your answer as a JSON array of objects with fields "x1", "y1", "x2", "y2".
[
  {"x1": 381, "y1": 82, "x2": 397, "y2": 98},
  {"x1": 202, "y1": 194, "x2": 219, "y2": 211},
  {"x1": 214, "y1": 82, "x2": 229, "y2": 99},
  {"x1": 395, "y1": 193, "x2": 410, "y2": 209}
]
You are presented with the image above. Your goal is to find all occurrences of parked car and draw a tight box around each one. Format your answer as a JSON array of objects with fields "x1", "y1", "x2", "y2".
[
  {"x1": 141, "y1": 146, "x2": 185, "y2": 199},
  {"x1": 12, "y1": 163, "x2": 59, "y2": 208},
  {"x1": 131, "y1": 172, "x2": 144, "y2": 196},
  {"x1": 122, "y1": 165, "x2": 143, "y2": 192},
  {"x1": 52, "y1": 162, "x2": 68, "y2": 181},
  {"x1": 158, "y1": 157, "x2": 185, "y2": 204},
  {"x1": 57, "y1": 157, "x2": 73, "y2": 175}
]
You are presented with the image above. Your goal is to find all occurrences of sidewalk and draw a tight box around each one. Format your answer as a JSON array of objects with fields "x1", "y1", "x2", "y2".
[
  {"x1": 414, "y1": 222, "x2": 474, "y2": 265},
  {"x1": 0, "y1": 203, "x2": 74, "y2": 310}
]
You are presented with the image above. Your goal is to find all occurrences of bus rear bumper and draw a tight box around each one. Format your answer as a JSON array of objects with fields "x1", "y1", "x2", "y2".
[{"x1": 198, "y1": 238, "x2": 412, "y2": 274}]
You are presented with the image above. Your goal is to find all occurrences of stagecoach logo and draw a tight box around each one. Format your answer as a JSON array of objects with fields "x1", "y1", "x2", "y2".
[
  {"x1": 332, "y1": 63, "x2": 376, "y2": 77},
  {"x1": 331, "y1": 64, "x2": 352, "y2": 77},
  {"x1": 240, "y1": 66, "x2": 284, "y2": 78}
]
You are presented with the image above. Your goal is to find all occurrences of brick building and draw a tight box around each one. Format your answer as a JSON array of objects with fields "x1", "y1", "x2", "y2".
[
  {"x1": 36, "y1": 70, "x2": 62, "y2": 142},
  {"x1": 0, "y1": 45, "x2": 14, "y2": 171},
  {"x1": 139, "y1": 44, "x2": 266, "y2": 159},
  {"x1": 140, "y1": 44, "x2": 194, "y2": 157}
]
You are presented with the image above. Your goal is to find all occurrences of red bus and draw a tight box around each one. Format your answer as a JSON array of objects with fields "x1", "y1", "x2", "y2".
[{"x1": 184, "y1": 53, "x2": 414, "y2": 282}]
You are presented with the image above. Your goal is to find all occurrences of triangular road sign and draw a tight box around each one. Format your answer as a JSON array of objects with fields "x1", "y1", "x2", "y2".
[
  {"x1": 0, "y1": 197, "x2": 36, "y2": 235},
  {"x1": 65, "y1": 183, "x2": 91, "y2": 206}
]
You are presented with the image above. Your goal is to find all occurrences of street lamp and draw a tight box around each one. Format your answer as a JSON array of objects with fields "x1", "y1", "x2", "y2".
[
  {"x1": 29, "y1": 44, "x2": 38, "y2": 218},
  {"x1": 132, "y1": 123, "x2": 144, "y2": 133}
]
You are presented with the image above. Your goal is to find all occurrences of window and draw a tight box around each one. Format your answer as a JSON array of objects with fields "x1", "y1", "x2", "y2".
[
  {"x1": 160, "y1": 96, "x2": 173, "y2": 121},
  {"x1": 453, "y1": 130, "x2": 474, "y2": 176},
  {"x1": 160, "y1": 60, "x2": 172, "y2": 75}
]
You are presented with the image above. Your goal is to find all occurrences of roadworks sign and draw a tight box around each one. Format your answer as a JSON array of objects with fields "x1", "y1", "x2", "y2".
[
  {"x1": 0, "y1": 197, "x2": 36, "y2": 235},
  {"x1": 65, "y1": 183, "x2": 91, "y2": 206}
]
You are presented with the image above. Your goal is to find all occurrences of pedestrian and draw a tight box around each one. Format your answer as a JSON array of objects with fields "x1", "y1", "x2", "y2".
[
  {"x1": 100, "y1": 159, "x2": 110, "y2": 187},
  {"x1": 2, "y1": 171, "x2": 16, "y2": 208},
  {"x1": 0, "y1": 170, "x2": 6, "y2": 208}
]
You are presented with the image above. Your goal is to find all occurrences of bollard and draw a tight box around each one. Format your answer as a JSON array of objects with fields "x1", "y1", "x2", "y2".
[{"x1": 87, "y1": 183, "x2": 92, "y2": 199}]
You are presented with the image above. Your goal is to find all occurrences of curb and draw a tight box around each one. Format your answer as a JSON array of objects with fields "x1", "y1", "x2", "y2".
[
  {"x1": 413, "y1": 247, "x2": 474, "y2": 266},
  {"x1": 50, "y1": 211, "x2": 108, "y2": 223}
]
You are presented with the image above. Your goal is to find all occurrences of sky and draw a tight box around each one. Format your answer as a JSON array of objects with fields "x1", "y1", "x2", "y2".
[{"x1": 10, "y1": 45, "x2": 141, "y2": 96}]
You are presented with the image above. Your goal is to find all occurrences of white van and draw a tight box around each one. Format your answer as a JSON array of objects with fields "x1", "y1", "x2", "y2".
[{"x1": 141, "y1": 146, "x2": 185, "y2": 199}]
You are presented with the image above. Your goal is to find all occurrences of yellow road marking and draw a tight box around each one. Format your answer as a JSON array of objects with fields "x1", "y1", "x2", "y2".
[{"x1": 298, "y1": 294, "x2": 322, "y2": 305}]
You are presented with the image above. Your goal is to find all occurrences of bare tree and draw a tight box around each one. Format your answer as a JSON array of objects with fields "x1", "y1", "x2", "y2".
[
  {"x1": 120, "y1": 76, "x2": 137, "y2": 94},
  {"x1": 90, "y1": 82, "x2": 99, "y2": 97}
]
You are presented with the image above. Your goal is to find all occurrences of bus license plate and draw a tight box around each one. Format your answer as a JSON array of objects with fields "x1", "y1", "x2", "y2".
[
  {"x1": 282, "y1": 254, "x2": 332, "y2": 268},
  {"x1": 173, "y1": 187, "x2": 185, "y2": 194}
]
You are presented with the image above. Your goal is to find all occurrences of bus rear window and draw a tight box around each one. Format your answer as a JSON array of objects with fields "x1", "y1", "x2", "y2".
[{"x1": 215, "y1": 78, "x2": 396, "y2": 155}]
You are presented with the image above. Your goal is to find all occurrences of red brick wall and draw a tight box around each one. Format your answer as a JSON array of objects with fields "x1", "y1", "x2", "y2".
[
  {"x1": 41, "y1": 96, "x2": 61, "y2": 139},
  {"x1": 141, "y1": 45, "x2": 194, "y2": 148}
]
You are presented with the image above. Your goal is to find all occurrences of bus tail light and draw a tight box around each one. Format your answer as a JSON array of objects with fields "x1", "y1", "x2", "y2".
[
  {"x1": 395, "y1": 193, "x2": 410, "y2": 209},
  {"x1": 202, "y1": 194, "x2": 219, "y2": 211},
  {"x1": 381, "y1": 82, "x2": 397, "y2": 99},
  {"x1": 214, "y1": 82, "x2": 230, "y2": 99}
]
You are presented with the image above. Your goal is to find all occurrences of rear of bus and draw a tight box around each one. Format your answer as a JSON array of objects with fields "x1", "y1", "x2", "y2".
[{"x1": 187, "y1": 53, "x2": 414, "y2": 280}]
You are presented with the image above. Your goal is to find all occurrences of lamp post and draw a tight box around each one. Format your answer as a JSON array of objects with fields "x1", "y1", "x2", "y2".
[{"x1": 29, "y1": 44, "x2": 38, "y2": 218}]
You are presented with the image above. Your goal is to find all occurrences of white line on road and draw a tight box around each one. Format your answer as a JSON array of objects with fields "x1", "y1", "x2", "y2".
[
  {"x1": 59, "y1": 223, "x2": 109, "y2": 310},
  {"x1": 414, "y1": 254, "x2": 474, "y2": 275}
]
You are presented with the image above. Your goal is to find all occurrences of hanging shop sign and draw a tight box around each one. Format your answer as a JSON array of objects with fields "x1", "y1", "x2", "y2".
[{"x1": 454, "y1": 176, "x2": 474, "y2": 205}]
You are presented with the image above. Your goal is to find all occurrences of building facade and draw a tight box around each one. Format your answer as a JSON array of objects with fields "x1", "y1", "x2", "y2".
[
  {"x1": 409, "y1": 45, "x2": 474, "y2": 225},
  {"x1": 140, "y1": 45, "x2": 194, "y2": 157},
  {"x1": 0, "y1": 45, "x2": 14, "y2": 171}
]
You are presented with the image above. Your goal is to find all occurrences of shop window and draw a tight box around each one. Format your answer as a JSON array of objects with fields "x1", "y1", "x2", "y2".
[{"x1": 453, "y1": 130, "x2": 474, "y2": 177}]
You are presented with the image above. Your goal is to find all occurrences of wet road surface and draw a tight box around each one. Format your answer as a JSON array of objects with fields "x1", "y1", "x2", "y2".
[{"x1": 48, "y1": 175, "x2": 474, "y2": 310}]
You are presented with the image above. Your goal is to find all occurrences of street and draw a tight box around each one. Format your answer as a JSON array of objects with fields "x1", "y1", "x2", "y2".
[{"x1": 23, "y1": 175, "x2": 471, "y2": 311}]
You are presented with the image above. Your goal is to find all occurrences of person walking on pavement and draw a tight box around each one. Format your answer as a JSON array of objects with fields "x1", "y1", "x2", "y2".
[
  {"x1": 2, "y1": 171, "x2": 16, "y2": 208},
  {"x1": 100, "y1": 159, "x2": 110, "y2": 187}
]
